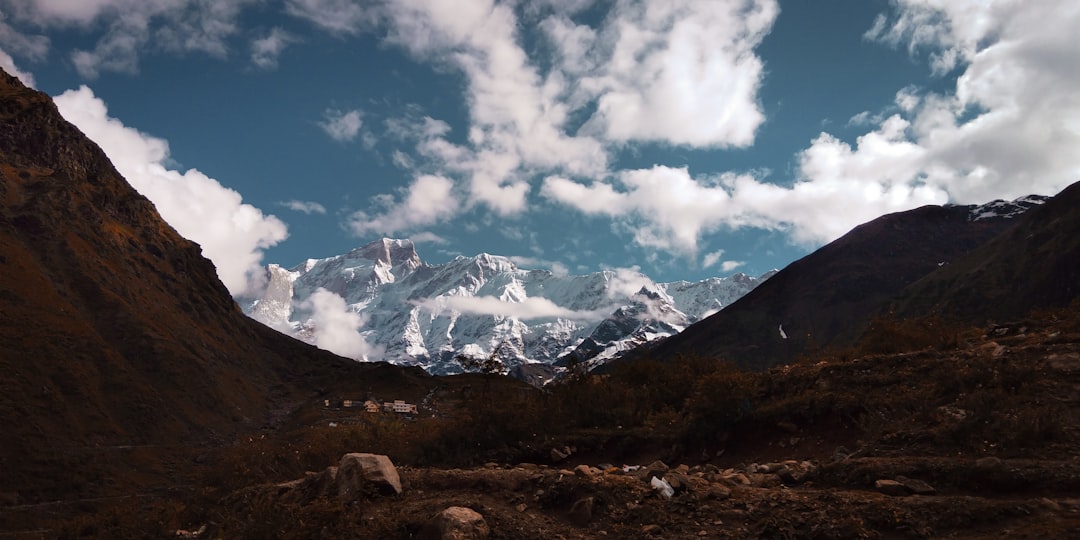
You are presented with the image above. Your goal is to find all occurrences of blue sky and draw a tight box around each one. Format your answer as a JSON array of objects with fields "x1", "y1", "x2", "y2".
[{"x1": 2, "y1": 0, "x2": 1077, "y2": 297}]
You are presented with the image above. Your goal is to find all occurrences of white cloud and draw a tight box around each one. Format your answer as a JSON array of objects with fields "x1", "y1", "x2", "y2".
[
  {"x1": 299, "y1": 288, "x2": 382, "y2": 361},
  {"x1": 543, "y1": 166, "x2": 741, "y2": 256},
  {"x1": 348, "y1": 174, "x2": 459, "y2": 236},
  {"x1": 251, "y1": 27, "x2": 297, "y2": 70},
  {"x1": 507, "y1": 255, "x2": 570, "y2": 277},
  {"x1": 285, "y1": 0, "x2": 378, "y2": 35},
  {"x1": 0, "y1": 15, "x2": 49, "y2": 62},
  {"x1": 702, "y1": 249, "x2": 725, "y2": 269},
  {"x1": 2, "y1": 0, "x2": 251, "y2": 78},
  {"x1": 720, "y1": 260, "x2": 744, "y2": 273},
  {"x1": 280, "y1": 200, "x2": 327, "y2": 215},
  {"x1": 53, "y1": 85, "x2": 288, "y2": 297},
  {"x1": 319, "y1": 108, "x2": 363, "y2": 142},
  {"x1": 800, "y1": 0, "x2": 1080, "y2": 215},
  {"x1": 408, "y1": 231, "x2": 447, "y2": 245},
  {"x1": 0, "y1": 48, "x2": 35, "y2": 87},
  {"x1": 414, "y1": 295, "x2": 606, "y2": 321},
  {"x1": 577, "y1": 0, "x2": 778, "y2": 147}
]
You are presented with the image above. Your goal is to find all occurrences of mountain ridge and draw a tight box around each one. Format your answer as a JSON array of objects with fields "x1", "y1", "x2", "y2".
[
  {"x1": 644, "y1": 194, "x2": 1048, "y2": 370},
  {"x1": 243, "y1": 240, "x2": 775, "y2": 376}
]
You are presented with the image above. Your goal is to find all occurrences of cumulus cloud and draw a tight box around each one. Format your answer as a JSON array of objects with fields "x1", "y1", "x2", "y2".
[
  {"x1": 348, "y1": 174, "x2": 459, "y2": 236},
  {"x1": 795, "y1": 0, "x2": 1080, "y2": 218},
  {"x1": 702, "y1": 250, "x2": 725, "y2": 270},
  {"x1": 280, "y1": 200, "x2": 327, "y2": 215},
  {"x1": 720, "y1": 260, "x2": 745, "y2": 273},
  {"x1": 299, "y1": 287, "x2": 382, "y2": 360},
  {"x1": 1, "y1": 0, "x2": 251, "y2": 78},
  {"x1": 576, "y1": 0, "x2": 778, "y2": 147},
  {"x1": 251, "y1": 27, "x2": 297, "y2": 70},
  {"x1": 54, "y1": 86, "x2": 288, "y2": 297},
  {"x1": 319, "y1": 108, "x2": 364, "y2": 142},
  {"x1": 0, "y1": 48, "x2": 35, "y2": 87},
  {"x1": 414, "y1": 295, "x2": 607, "y2": 321}
]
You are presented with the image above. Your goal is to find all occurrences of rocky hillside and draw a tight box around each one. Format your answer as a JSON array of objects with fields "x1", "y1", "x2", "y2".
[
  {"x1": 0, "y1": 68, "x2": 421, "y2": 504},
  {"x1": 891, "y1": 181, "x2": 1080, "y2": 322},
  {"x1": 646, "y1": 195, "x2": 1046, "y2": 370}
]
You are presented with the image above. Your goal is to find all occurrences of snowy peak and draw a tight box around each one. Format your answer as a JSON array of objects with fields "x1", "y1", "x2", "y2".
[
  {"x1": 966, "y1": 194, "x2": 1048, "y2": 221},
  {"x1": 353, "y1": 238, "x2": 422, "y2": 269},
  {"x1": 244, "y1": 241, "x2": 773, "y2": 378}
]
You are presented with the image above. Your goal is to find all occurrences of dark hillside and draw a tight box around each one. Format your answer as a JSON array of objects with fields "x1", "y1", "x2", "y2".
[
  {"x1": 892, "y1": 180, "x2": 1080, "y2": 322},
  {"x1": 0, "y1": 69, "x2": 421, "y2": 504},
  {"x1": 647, "y1": 202, "x2": 1024, "y2": 369}
]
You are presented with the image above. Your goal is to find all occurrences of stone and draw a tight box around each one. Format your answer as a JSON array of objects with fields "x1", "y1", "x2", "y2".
[
  {"x1": 642, "y1": 524, "x2": 662, "y2": 535},
  {"x1": 976, "y1": 456, "x2": 1003, "y2": 469},
  {"x1": 573, "y1": 464, "x2": 594, "y2": 478},
  {"x1": 550, "y1": 446, "x2": 572, "y2": 462},
  {"x1": 665, "y1": 472, "x2": 690, "y2": 494},
  {"x1": 895, "y1": 475, "x2": 936, "y2": 495},
  {"x1": 707, "y1": 484, "x2": 732, "y2": 500},
  {"x1": 569, "y1": 496, "x2": 596, "y2": 525},
  {"x1": 337, "y1": 453, "x2": 402, "y2": 499},
  {"x1": 420, "y1": 506, "x2": 490, "y2": 540},
  {"x1": 875, "y1": 479, "x2": 910, "y2": 497}
]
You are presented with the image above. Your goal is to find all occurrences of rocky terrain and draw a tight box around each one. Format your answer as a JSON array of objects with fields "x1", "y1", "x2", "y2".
[{"x1": 4, "y1": 311, "x2": 1078, "y2": 538}]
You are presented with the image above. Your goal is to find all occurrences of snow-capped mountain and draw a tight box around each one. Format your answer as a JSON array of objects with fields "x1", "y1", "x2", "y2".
[{"x1": 241, "y1": 238, "x2": 772, "y2": 376}]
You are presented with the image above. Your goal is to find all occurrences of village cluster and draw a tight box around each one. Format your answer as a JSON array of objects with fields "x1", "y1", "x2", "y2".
[{"x1": 324, "y1": 398, "x2": 418, "y2": 415}]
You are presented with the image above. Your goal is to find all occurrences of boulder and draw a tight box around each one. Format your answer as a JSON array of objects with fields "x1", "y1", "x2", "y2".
[
  {"x1": 420, "y1": 506, "x2": 490, "y2": 540},
  {"x1": 895, "y1": 475, "x2": 936, "y2": 495},
  {"x1": 337, "y1": 453, "x2": 402, "y2": 499},
  {"x1": 874, "y1": 479, "x2": 909, "y2": 497}
]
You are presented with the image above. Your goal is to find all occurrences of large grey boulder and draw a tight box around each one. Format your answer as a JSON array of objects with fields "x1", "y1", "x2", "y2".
[
  {"x1": 337, "y1": 453, "x2": 402, "y2": 498},
  {"x1": 420, "y1": 506, "x2": 490, "y2": 540}
]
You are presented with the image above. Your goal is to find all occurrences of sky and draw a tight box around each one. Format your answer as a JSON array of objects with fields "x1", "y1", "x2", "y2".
[{"x1": 2, "y1": 0, "x2": 1078, "y2": 299}]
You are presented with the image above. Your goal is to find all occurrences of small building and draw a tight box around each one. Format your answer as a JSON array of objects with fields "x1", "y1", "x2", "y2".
[
  {"x1": 364, "y1": 400, "x2": 380, "y2": 413},
  {"x1": 343, "y1": 399, "x2": 354, "y2": 408},
  {"x1": 383, "y1": 399, "x2": 418, "y2": 414}
]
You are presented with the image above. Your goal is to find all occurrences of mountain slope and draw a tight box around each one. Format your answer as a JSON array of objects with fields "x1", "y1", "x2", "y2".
[
  {"x1": 892, "y1": 181, "x2": 1080, "y2": 321},
  {"x1": 0, "y1": 69, "x2": 417, "y2": 503},
  {"x1": 646, "y1": 196, "x2": 1044, "y2": 370},
  {"x1": 245, "y1": 242, "x2": 773, "y2": 375}
]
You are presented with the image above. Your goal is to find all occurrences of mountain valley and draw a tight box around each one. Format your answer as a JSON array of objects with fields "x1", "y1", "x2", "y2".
[{"x1": 2, "y1": 68, "x2": 1080, "y2": 538}]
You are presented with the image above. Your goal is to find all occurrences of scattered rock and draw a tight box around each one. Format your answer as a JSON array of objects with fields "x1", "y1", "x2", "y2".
[
  {"x1": 642, "y1": 524, "x2": 662, "y2": 535},
  {"x1": 573, "y1": 464, "x2": 594, "y2": 478},
  {"x1": 874, "y1": 479, "x2": 910, "y2": 497},
  {"x1": 569, "y1": 496, "x2": 596, "y2": 525},
  {"x1": 707, "y1": 484, "x2": 732, "y2": 500},
  {"x1": 976, "y1": 456, "x2": 1004, "y2": 469},
  {"x1": 337, "y1": 453, "x2": 402, "y2": 498},
  {"x1": 665, "y1": 472, "x2": 690, "y2": 494},
  {"x1": 420, "y1": 506, "x2": 490, "y2": 540},
  {"x1": 895, "y1": 475, "x2": 936, "y2": 495},
  {"x1": 550, "y1": 445, "x2": 576, "y2": 463}
]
